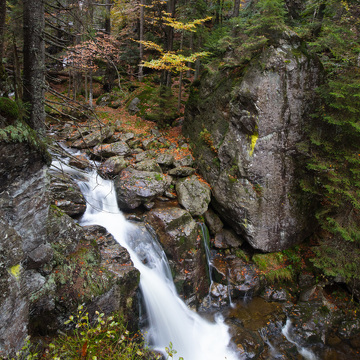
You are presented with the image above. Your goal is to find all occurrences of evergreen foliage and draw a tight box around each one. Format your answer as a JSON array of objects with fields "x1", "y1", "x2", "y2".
[{"x1": 296, "y1": 1, "x2": 360, "y2": 282}]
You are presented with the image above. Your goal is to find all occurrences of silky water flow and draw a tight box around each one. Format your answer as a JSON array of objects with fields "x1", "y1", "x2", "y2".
[{"x1": 55, "y1": 160, "x2": 239, "y2": 360}]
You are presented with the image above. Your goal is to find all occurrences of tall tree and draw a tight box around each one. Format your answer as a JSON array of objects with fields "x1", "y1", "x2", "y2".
[
  {"x1": 23, "y1": 0, "x2": 46, "y2": 131},
  {"x1": 0, "y1": 0, "x2": 6, "y2": 95}
]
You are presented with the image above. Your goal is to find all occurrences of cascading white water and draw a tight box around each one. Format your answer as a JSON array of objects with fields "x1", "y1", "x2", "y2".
[
  {"x1": 68, "y1": 169, "x2": 239, "y2": 360},
  {"x1": 282, "y1": 319, "x2": 318, "y2": 360}
]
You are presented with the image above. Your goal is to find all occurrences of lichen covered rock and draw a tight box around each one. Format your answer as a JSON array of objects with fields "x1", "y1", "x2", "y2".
[
  {"x1": 114, "y1": 168, "x2": 169, "y2": 210},
  {"x1": 184, "y1": 38, "x2": 321, "y2": 251},
  {"x1": 176, "y1": 175, "x2": 211, "y2": 216}
]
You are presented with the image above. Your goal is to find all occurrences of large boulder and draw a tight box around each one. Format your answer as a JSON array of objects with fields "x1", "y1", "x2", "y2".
[
  {"x1": 184, "y1": 37, "x2": 321, "y2": 251},
  {"x1": 176, "y1": 175, "x2": 211, "y2": 216},
  {"x1": 71, "y1": 127, "x2": 113, "y2": 149},
  {"x1": 92, "y1": 141, "x2": 131, "y2": 158},
  {"x1": 114, "y1": 168, "x2": 169, "y2": 210},
  {"x1": 146, "y1": 207, "x2": 208, "y2": 303}
]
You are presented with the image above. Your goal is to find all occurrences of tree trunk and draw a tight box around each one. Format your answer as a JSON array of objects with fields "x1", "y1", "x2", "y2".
[
  {"x1": 104, "y1": 0, "x2": 112, "y2": 35},
  {"x1": 232, "y1": 0, "x2": 241, "y2": 17},
  {"x1": 162, "y1": 0, "x2": 176, "y2": 87},
  {"x1": 0, "y1": 0, "x2": 6, "y2": 94},
  {"x1": 89, "y1": 71, "x2": 93, "y2": 108},
  {"x1": 13, "y1": 36, "x2": 22, "y2": 100},
  {"x1": 23, "y1": 0, "x2": 46, "y2": 132},
  {"x1": 138, "y1": 0, "x2": 145, "y2": 82}
]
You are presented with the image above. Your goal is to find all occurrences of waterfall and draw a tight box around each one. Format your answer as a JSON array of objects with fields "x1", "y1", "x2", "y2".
[
  {"x1": 282, "y1": 319, "x2": 318, "y2": 360},
  {"x1": 199, "y1": 223, "x2": 214, "y2": 305},
  {"x1": 70, "y1": 170, "x2": 239, "y2": 360}
]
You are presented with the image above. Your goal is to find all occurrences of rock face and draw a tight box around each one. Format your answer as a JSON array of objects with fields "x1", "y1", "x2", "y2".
[
  {"x1": 0, "y1": 138, "x2": 49, "y2": 357},
  {"x1": 184, "y1": 38, "x2": 321, "y2": 251}
]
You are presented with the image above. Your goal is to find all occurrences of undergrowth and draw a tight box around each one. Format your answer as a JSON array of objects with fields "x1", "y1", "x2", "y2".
[{"x1": 7, "y1": 305, "x2": 158, "y2": 360}]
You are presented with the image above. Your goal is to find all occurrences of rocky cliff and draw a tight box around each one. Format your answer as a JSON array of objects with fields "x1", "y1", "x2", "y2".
[
  {"x1": 184, "y1": 35, "x2": 321, "y2": 252},
  {"x1": 0, "y1": 121, "x2": 140, "y2": 357}
]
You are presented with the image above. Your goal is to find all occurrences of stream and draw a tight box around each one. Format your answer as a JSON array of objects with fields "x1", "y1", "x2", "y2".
[
  {"x1": 55, "y1": 158, "x2": 239, "y2": 360},
  {"x1": 51, "y1": 148, "x2": 356, "y2": 360}
]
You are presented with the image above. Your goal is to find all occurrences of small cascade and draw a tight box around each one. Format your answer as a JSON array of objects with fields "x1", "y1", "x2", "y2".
[
  {"x1": 282, "y1": 319, "x2": 318, "y2": 360},
  {"x1": 199, "y1": 223, "x2": 214, "y2": 305},
  {"x1": 67, "y1": 170, "x2": 240, "y2": 360},
  {"x1": 227, "y1": 268, "x2": 234, "y2": 308}
]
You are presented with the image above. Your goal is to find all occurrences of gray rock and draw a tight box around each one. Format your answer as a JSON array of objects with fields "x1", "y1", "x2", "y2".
[
  {"x1": 204, "y1": 208, "x2": 223, "y2": 235},
  {"x1": 49, "y1": 172, "x2": 86, "y2": 217},
  {"x1": 156, "y1": 152, "x2": 174, "y2": 167},
  {"x1": 93, "y1": 141, "x2": 131, "y2": 158},
  {"x1": 134, "y1": 159, "x2": 162, "y2": 173},
  {"x1": 184, "y1": 37, "x2": 321, "y2": 251},
  {"x1": 168, "y1": 166, "x2": 195, "y2": 177},
  {"x1": 46, "y1": 206, "x2": 84, "y2": 256},
  {"x1": 98, "y1": 156, "x2": 129, "y2": 177},
  {"x1": 214, "y1": 228, "x2": 243, "y2": 249},
  {"x1": 128, "y1": 97, "x2": 140, "y2": 114},
  {"x1": 147, "y1": 207, "x2": 208, "y2": 302},
  {"x1": 68, "y1": 153, "x2": 90, "y2": 170},
  {"x1": 176, "y1": 175, "x2": 211, "y2": 216},
  {"x1": 114, "y1": 168, "x2": 168, "y2": 210},
  {"x1": 72, "y1": 127, "x2": 113, "y2": 149},
  {"x1": 0, "y1": 217, "x2": 27, "y2": 358},
  {"x1": 174, "y1": 154, "x2": 194, "y2": 167},
  {"x1": 27, "y1": 243, "x2": 53, "y2": 269}
]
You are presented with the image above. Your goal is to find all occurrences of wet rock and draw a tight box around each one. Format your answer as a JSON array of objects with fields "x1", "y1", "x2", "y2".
[
  {"x1": 49, "y1": 172, "x2": 86, "y2": 217},
  {"x1": 71, "y1": 127, "x2": 113, "y2": 149},
  {"x1": 68, "y1": 153, "x2": 90, "y2": 170},
  {"x1": 204, "y1": 208, "x2": 223, "y2": 235},
  {"x1": 168, "y1": 166, "x2": 195, "y2": 177},
  {"x1": 176, "y1": 175, "x2": 211, "y2": 216},
  {"x1": 92, "y1": 141, "x2": 131, "y2": 158},
  {"x1": 114, "y1": 168, "x2": 169, "y2": 210},
  {"x1": 46, "y1": 205, "x2": 84, "y2": 256},
  {"x1": 0, "y1": 217, "x2": 27, "y2": 358},
  {"x1": 147, "y1": 207, "x2": 208, "y2": 301},
  {"x1": 134, "y1": 159, "x2": 162, "y2": 173},
  {"x1": 98, "y1": 156, "x2": 129, "y2": 177},
  {"x1": 214, "y1": 228, "x2": 243, "y2": 249},
  {"x1": 212, "y1": 254, "x2": 261, "y2": 299}
]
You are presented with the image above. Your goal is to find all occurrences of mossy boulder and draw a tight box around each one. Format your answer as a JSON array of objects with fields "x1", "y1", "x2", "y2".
[
  {"x1": 114, "y1": 168, "x2": 169, "y2": 210},
  {"x1": 0, "y1": 98, "x2": 19, "y2": 128},
  {"x1": 127, "y1": 86, "x2": 180, "y2": 126}
]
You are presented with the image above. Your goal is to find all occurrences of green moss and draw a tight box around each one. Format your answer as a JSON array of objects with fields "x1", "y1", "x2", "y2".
[
  {"x1": 0, "y1": 119, "x2": 51, "y2": 165},
  {"x1": 253, "y1": 252, "x2": 293, "y2": 284},
  {"x1": 0, "y1": 97, "x2": 19, "y2": 121}
]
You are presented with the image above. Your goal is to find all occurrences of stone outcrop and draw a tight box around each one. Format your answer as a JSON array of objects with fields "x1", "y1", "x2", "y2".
[
  {"x1": 0, "y1": 126, "x2": 141, "y2": 356},
  {"x1": 0, "y1": 134, "x2": 50, "y2": 357},
  {"x1": 146, "y1": 207, "x2": 208, "y2": 304},
  {"x1": 184, "y1": 36, "x2": 321, "y2": 251},
  {"x1": 114, "y1": 168, "x2": 170, "y2": 210}
]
